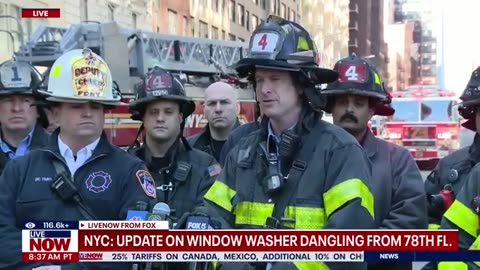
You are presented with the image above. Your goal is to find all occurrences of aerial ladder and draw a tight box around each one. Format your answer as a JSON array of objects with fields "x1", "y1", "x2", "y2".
[
  {"x1": 13, "y1": 21, "x2": 257, "y2": 146},
  {"x1": 14, "y1": 21, "x2": 253, "y2": 98}
]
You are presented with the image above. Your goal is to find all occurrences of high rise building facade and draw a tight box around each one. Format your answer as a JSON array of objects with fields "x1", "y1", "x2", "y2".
[
  {"x1": 0, "y1": 0, "x2": 151, "y2": 62},
  {"x1": 188, "y1": 0, "x2": 299, "y2": 42},
  {"x1": 394, "y1": 0, "x2": 438, "y2": 85},
  {"x1": 301, "y1": 0, "x2": 349, "y2": 69},
  {"x1": 349, "y1": 0, "x2": 390, "y2": 83}
]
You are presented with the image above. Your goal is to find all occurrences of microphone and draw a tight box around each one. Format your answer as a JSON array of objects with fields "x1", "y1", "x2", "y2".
[
  {"x1": 126, "y1": 201, "x2": 149, "y2": 221},
  {"x1": 186, "y1": 215, "x2": 210, "y2": 230},
  {"x1": 146, "y1": 202, "x2": 171, "y2": 221},
  {"x1": 175, "y1": 207, "x2": 219, "y2": 270},
  {"x1": 145, "y1": 203, "x2": 172, "y2": 270},
  {"x1": 129, "y1": 202, "x2": 149, "y2": 270}
]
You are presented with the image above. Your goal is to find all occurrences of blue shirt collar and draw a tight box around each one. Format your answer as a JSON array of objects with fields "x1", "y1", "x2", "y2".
[
  {"x1": 267, "y1": 120, "x2": 297, "y2": 145},
  {"x1": 0, "y1": 127, "x2": 35, "y2": 159}
]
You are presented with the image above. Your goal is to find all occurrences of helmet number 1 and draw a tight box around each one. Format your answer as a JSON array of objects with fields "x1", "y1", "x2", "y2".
[
  {"x1": 258, "y1": 34, "x2": 268, "y2": 50},
  {"x1": 10, "y1": 66, "x2": 22, "y2": 82},
  {"x1": 345, "y1": 65, "x2": 358, "y2": 81}
]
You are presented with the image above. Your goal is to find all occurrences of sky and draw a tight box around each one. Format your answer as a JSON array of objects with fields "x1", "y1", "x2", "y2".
[{"x1": 440, "y1": 0, "x2": 480, "y2": 96}]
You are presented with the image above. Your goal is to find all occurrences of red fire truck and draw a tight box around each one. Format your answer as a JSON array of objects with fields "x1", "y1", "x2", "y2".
[
  {"x1": 14, "y1": 21, "x2": 257, "y2": 147},
  {"x1": 381, "y1": 85, "x2": 461, "y2": 168}
]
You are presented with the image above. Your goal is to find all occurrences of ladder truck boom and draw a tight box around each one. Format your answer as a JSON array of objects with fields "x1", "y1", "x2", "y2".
[
  {"x1": 14, "y1": 21, "x2": 250, "y2": 96},
  {"x1": 12, "y1": 21, "x2": 257, "y2": 147}
]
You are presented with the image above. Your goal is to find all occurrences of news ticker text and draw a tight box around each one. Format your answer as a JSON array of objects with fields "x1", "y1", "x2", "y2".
[
  {"x1": 22, "y1": 251, "x2": 480, "y2": 263},
  {"x1": 22, "y1": 221, "x2": 465, "y2": 263}
]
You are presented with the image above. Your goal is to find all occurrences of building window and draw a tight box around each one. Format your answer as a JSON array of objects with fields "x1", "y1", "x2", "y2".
[
  {"x1": 281, "y1": 3, "x2": 286, "y2": 18},
  {"x1": 168, "y1": 9, "x2": 177, "y2": 34},
  {"x1": 238, "y1": 4, "x2": 245, "y2": 26},
  {"x1": 261, "y1": 0, "x2": 266, "y2": 9},
  {"x1": 80, "y1": 0, "x2": 88, "y2": 21},
  {"x1": 9, "y1": 5, "x2": 22, "y2": 50},
  {"x1": 191, "y1": 16, "x2": 195, "y2": 36},
  {"x1": 252, "y1": 15, "x2": 258, "y2": 28},
  {"x1": 213, "y1": 0, "x2": 220, "y2": 12},
  {"x1": 108, "y1": 4, "x2": 115, "y2": 21},
  {"x1": 238, "y1": 37, "x2": 245, "y2": 42},
  {"x1": 132, "y1": 13, "x2": 137, "y2": 28},
  {"x1": 199, "y1": 20, "x2": 208, "y2": 38},
  {"x1": 290, "y1": 10, "x2": 295, "y2": 21},
  {"x1": 229, "y1": 1, "x2": 236, "y2": 22},
  {"x1": 211, "y1": 26, "x2": 219, "y2": 39},
  {"x1": 246, "y1": 11, "x2": 250, "y2": 30},
  {"x1": 222, "y1": 30, "x2": 226, "y2": 40},
  {"x1": 183, "y1": 16, "x2": 188, "y2": 36},
  {"x1": 228, "y1": 33, "x2": 236, "y2": 41}
]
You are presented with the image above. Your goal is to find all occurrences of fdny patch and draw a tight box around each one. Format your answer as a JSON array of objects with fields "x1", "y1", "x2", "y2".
[
  {"x1": 136, "y1": 170, "x2": 156, "y2": 198},
  {"x1": 85, "y1": 171, "x2": 112, "y2": 193},
  {"x1": 207, "y1": 164, "x2": 222, "y2": 177}
]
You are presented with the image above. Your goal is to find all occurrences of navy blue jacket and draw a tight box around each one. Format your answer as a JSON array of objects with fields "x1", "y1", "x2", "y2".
[{"x1": 0, "y1": 130, "x2": 156, "y2": 270}]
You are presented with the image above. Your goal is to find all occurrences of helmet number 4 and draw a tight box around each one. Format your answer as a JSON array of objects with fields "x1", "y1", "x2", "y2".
[
  {"x1": 339, "y1": 63, "x2": 367, "y2": 83},
  {"x1": 345, "y1": 66, "x2": 358, "y2": 81},
  {"x1": 258, "y1": 34, "x2": 268, "y2": 50},
  {"x1": 251, "y1": 33, "x2": 279, "y2": 53}
]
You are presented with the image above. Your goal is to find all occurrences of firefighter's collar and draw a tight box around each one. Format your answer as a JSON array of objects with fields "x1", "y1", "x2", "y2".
[
  {"x1": 267, "y1": 120, "x2": 297, "y2": 145},
  {"x1": 361, "y1": 129, "x2": 377, "y2": 158}
]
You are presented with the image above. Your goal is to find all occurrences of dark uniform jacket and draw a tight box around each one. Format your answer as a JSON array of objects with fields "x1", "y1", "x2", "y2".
[
  {"x1": 219, "y1": 121, "x2": 259, "y2": 166},
  {"x1": 424, "y1": 133, "x2": 480, "y2": 228},
  {"x1": 0, "y1": 123, "x2": 49, "y2": 175},
  {"x1": 203, "y1": 109, "x2": 376, "y2": 270},
  {"x1": 131, "y1": 140, "x2": 219, "y2": 221},
  {"x1": 131, "y1": 140, "x2": 218, "y2": 270},
  {"x1": 362, "y1": 130, "x2": 428, "y2": 270},
  {"x1": 187, "y1": 120, "x2": 240, "y2": 161},
  {"x1": 437, "y1": 163, "x2": 480, "y2": 269},
  {"x1": 0, "y1": 130, "x2": 157, "y2": 270}
]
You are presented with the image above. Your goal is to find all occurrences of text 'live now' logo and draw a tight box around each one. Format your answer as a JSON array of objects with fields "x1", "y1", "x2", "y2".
[
  {"x1": 21, "y1": 8, "x2": 61, "y2": 18},
  {"x1": 22, "y1": 230, "x2": 79, "y2": 253}
]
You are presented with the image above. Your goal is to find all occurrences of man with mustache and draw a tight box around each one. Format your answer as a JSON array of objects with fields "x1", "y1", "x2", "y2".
[
  {"x1": 188, "y1": 81, "x2": 240, "y2": 161},
  {"x1": 0, "y1": 59, "x2": 50, "y2": 175},
  {"x1": 322, "y1": 53, "x2": 427, "y2": 270},
  {"x1": 202, "y1": 16, "x2": 376, "y2": 270}
]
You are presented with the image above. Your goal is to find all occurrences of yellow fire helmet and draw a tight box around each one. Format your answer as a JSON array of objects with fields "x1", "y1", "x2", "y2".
[{"x1": 37, "y1": 48, "x2": 122, "y2": 106}]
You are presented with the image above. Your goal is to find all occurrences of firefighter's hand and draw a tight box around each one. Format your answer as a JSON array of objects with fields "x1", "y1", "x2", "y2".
[{"x1": 32, "y1": 266, "x2": 62, "y2": 270}]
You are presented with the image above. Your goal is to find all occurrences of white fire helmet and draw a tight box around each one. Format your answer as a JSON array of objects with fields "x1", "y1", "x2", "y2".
[{"x1": 37, "y1": 48, "x2": 122, "y2": 106}]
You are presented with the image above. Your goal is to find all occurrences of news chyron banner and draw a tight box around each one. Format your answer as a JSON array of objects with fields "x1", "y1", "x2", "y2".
[{"x1": 22, "y1": 221, "x2": 477, "y2": 263}]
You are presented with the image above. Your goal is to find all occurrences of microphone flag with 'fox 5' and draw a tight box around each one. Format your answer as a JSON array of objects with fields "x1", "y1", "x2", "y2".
[{"x1": 186, "y1": 215, "x2": 210, "y2": 229}]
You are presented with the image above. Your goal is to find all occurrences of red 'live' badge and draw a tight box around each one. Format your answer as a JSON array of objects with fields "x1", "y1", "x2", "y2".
[
  {"x1": 338, "y1": 63, "x2": 367, "y2": 83},
  {"x1": 21, "y1": 8, "x2": 61, "y2": 18}
]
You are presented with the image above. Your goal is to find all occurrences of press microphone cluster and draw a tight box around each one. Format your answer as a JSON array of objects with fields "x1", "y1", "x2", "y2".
[{"x1": 126, "y1": 202, "x2": 173, "y2": 270}]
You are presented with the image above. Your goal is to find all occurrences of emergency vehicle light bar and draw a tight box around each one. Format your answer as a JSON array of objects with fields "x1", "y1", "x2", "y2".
[{"x1": 391, "y1": 89, "x2": 456, "y2": 98}]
